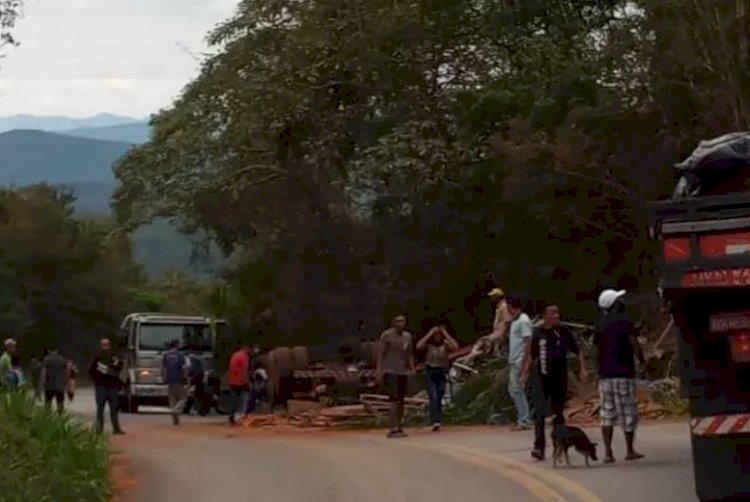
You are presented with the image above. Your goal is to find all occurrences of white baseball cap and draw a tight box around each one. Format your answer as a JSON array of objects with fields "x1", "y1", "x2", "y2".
[{"x1": 598, "y1": 289, "x2": 626, "y2": 310}]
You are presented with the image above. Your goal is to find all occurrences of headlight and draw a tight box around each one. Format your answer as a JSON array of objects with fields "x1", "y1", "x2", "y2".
[{"x1": 137, "y1": 369, "x2": 157, "y2": 384}]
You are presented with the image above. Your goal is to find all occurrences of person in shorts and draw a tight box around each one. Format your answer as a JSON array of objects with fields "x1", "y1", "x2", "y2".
[
  {"x1": 595, "y1": 289, "x2": 646, "y2": 463},
  {"x1": 377, "y1": 314, "x2": 415, "y2": 438}
]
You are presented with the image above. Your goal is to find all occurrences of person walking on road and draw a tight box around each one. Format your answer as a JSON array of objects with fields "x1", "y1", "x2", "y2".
[
  {"x1": 43, "y1": 348, "x2": 68, "y2": 414},
  {"x1": 522, "y1": 304, "x2": 588, "y2": 460},
  {"x1": 416, "y1": 322, "x2": 459, "y2": 431},
  {"x1": 595, "y1": 289, "x2": 646, "y2": 463},
  {"x1": 89, "y1": 338, "x2": 125, "y2": 435},
  {"x1": 377, "y1": 314, "x2": 415, "y2": 438},
  {"x1": 505, "y1": 298, "x2": 533, "y2": 430},
  {"x1": 227, "y1": 342, "x2": 252, "y2": 425},
  {"x1": 1, "y1": 338, "x2": 17, "y2": 389},
  {"x1": 163, "y1": 340, "x2": 189, "y2": 425}
]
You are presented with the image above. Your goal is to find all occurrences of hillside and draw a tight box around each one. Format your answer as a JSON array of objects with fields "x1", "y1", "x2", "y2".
[
  {"x1": 64, "y1": 122, "x2": 150, "y2": 144},
  {"x1": 0, "y1": 129, "x2": 216, "y2": 276},
  {"x1": 0, "y1": 130, "x2": 130, "y2": 184},
  {"x1": 0, "y1": 113, "x2": 139, "y2": 133}
]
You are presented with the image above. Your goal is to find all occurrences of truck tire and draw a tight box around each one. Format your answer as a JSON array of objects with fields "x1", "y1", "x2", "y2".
[{"x1": 291, "y1": 346, "x2": 309, "y2": 370}]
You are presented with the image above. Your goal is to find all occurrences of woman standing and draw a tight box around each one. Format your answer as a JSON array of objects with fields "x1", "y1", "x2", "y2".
[{"x1": 417, "y1": 323, "x2": 459, "y2": 431}]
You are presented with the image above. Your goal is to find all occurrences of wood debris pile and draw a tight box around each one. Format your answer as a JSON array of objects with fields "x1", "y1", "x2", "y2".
[
  {"x1": 566, "y1": 387, "x2": 671, "y2": 425},
  {"x1": 239, "y1": 394, "x2": 429, "y2": 429}
]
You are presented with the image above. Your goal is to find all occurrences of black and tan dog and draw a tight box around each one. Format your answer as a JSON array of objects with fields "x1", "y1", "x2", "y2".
[{"x1": 551, "y1": 424, "x2": 598, "y2": 468}]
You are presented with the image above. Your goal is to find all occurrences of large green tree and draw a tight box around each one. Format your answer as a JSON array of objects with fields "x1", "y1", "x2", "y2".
[{"x1": 114, "y1": 0, "x2": 735, "y2": 345}]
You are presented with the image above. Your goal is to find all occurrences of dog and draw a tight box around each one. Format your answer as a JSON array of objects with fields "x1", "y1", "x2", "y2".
[{"x1": 551, "y1": 424, "x2": 598, "y2": 468}]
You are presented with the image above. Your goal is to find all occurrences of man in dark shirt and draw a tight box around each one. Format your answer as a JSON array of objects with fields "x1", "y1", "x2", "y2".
[
  {"x1": 89, "y1": 338, "x2": 125, "y2": 435},
  {"x1": 163, "y1": 340, "x2": 189, "y2": 425},
  {"x1": 595, "y1": 289, "x2": 646, "y2": 463},
  {"x1": 43, "y1": 349, "x2": 68, "y2": 414},
  {"x1": 522, "y1": 304, "x2": 587, "y2": 461}
]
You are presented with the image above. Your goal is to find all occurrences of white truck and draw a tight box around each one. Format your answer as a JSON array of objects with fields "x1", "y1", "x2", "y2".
[{"x1": 116, "y1": 313, "x2": 217, "y2": 413}]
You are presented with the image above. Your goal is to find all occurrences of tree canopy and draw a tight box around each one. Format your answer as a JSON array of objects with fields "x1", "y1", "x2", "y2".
[{"x1": 114, "y1": 0, "x2": 750, "y2": 346}]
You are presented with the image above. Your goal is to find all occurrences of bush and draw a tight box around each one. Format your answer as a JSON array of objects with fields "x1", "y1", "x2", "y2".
[
  {"x1": 0, "y1": 392, "x2": 110, "y2": 502},
  {"x1": 444, "y1": 359, "x2": 514, "y2": 425}
]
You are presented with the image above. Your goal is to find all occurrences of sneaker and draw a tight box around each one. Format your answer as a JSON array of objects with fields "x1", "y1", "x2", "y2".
[
  {"x1": 531, "y1": 449, "x2": 545, "y2": 461},
  {"x1": 432, "y1": 423, "x2": 441, "y2": 432},
  {"x1": 387, "y1": 430, "x2": 407, "y2": 438}
]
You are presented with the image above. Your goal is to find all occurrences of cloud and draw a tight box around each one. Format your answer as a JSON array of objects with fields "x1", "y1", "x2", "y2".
[{"x1": 0, "y1": 0, "x2": 237, "y2": 117}]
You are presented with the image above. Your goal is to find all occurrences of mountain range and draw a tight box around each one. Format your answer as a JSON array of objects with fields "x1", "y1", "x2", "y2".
[{"x1": 0, "y1": 116, "x2": 213, "y2": 276}]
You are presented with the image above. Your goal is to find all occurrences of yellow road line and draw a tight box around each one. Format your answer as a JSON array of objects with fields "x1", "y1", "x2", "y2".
[
  {"x1": 442, "y1": 443, "x2": 603, "y2": 502},
  {"x1": 405, "y1": 440, "x2": 566, "y2": 502}
]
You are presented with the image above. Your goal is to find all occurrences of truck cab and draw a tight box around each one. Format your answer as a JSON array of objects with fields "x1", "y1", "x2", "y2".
[
  {"x1": 651, "y1": 133, "x2": 750, "y2": 501},
  {"x1": 117, "y1": 313, "x2": 216, "y2": 413}
]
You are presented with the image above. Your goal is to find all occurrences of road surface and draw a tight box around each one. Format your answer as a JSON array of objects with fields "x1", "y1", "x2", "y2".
[{"x1": 69, "y1": 388, "x2": 698, "y2": 502}]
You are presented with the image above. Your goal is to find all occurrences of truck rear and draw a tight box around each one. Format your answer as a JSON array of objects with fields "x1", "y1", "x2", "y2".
[{"x1": 651, "y1": 133, "x2": 750, "y2": 501}]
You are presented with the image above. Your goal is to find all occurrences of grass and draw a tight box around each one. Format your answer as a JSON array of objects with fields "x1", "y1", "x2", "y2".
[{"x1": 0, "y1": 391, "x2": 110, "y2": 502}]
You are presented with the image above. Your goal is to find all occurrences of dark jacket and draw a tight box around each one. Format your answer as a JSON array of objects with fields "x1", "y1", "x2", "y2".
[{"x1": 88, "y1": 351, "x2": 124, "y2": 388}]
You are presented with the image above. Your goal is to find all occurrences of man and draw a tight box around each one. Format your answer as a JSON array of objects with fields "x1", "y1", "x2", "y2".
[
  {"x1": 89, "y1": 338, "x2": 125, "y2": 435},
  {"x1": 227, "y1": 342, "x2": 252, "y2": 425},
  {"x1": 376, "y1": 314, "x2": 415, "y2": 438},
  {"x1": 185, "y1": 345, "x2": 209, "y2": 416},
  {"x1": 505, "y1": 297, "x2": 533, "y2": 430},
  {"x1": 162, "y1": 340, "x2": 189, "y2": 425},
  {"x1": 522, "y1": 304, "x2": 588, "y2": 460},
  {"x1": 43, "y1": 348, "x2": 68, "y2": 414},
  {"x1": 595, "y1": 289, "x2": 646, "y2": 463},
  {"x1": 488, "y1": 288, "x2": 511, "y2": 355},
  {"x1": 1, "y1": 338, "x2": 17, "y2": 389},
  {"x1": 29, "y1": 356, "x2": 42, "y2": 400}
]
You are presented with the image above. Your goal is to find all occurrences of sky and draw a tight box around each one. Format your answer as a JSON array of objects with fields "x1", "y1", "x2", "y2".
[{"x1": 0, "y1": 0, "x2": 238, "y2": 118}]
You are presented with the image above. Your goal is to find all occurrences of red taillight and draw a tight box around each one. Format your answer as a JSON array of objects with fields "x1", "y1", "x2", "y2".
[
  {"x1": 664, "y1": 237, "x2": 691, "y2": 263},
  {"x1": 730, "y1": 332, "x2": 750, "y2": 363},
  {"x1": 700, "y1": 231, "x2": 750, "y2": 258}
]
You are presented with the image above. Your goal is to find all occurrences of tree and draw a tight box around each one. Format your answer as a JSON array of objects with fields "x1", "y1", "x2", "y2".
[
  {"x1": 114, "y1": 0, "x2": 737, "y2": 344},
  {"x1": 0, "y1": 0, "x2": 22, "y2": 57}
]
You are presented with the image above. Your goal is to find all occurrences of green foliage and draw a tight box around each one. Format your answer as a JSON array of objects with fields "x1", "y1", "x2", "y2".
[
  {"x1": 113, "y1": 0, "x2": 750, "y2": 346},
  {"x1": 0, "y1": 392, "x2": 110, "y2": 502},
  {"x1": 0, "y1": 185, "x2": 141, "y2": 362},
  {"x1": 445, "y1": 360, "x2": 514, "y2": 425}
]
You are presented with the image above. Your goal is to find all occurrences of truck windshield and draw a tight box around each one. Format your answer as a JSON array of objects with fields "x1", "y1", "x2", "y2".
[{"x1": 139, "y1": 324, "x2": 213, "y2": 352}]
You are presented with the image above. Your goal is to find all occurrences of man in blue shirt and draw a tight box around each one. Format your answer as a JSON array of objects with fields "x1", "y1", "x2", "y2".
[
  {"x1": 162, "y1": 340, "x2": 189, "y2": 425},
  {"x1": 504, "y1": 297, "x2": 533, "y2": 430}
]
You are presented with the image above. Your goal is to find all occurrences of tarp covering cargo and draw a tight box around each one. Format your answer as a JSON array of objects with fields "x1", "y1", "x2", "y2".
[{"x1": 673, "y1": 132, "x2": 750, "y2": 198}]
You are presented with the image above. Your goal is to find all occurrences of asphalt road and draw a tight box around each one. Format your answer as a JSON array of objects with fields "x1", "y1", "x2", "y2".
[{"x1": 69, "y1": 388, "x2": 699, "y2": 502}]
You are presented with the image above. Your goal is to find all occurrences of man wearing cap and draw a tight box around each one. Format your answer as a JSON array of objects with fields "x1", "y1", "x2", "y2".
[
  {"x1": 595, "y1": 289, "x2": 646, "y2": 463},
  {"x1": 488, "y1": 288, "x2": 511, "y2": 354},
  {"x1": 1, "y1": 339, "x2": 17, "y2": 388}
]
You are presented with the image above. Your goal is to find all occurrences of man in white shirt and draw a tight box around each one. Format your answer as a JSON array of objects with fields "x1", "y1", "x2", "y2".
[{"x1": 505, "y1": 297, "x2": 533, "y2": 430}]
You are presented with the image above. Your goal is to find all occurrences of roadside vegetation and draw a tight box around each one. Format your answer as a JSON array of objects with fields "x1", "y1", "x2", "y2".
[{"x1": 0, "y1": 392, "x2": 110, "y2": 502}]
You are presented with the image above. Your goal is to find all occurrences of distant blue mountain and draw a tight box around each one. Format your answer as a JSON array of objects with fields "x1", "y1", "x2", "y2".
[
  {"x1": 0, "y1": 113, "x2": 140, "y2": 133},
  {"x1": 63, "y1": 122, "x2": 150, "y2": 144},
  {"x1": 0, "y1": 128, "x2": 215, "y2": 276}
]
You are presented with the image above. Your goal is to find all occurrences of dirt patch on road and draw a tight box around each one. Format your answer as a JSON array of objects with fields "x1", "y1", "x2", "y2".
[{"x1": 109, "y1": 449, "x2": 138, "y2": 501}]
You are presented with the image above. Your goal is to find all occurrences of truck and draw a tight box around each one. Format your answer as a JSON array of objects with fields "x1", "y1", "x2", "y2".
[
  {"x1": 116, "y1": 313, "x2": 218, "y2": 413},
  {"x1": 650, "y1": 133, "x2": 750, "y2": 501}
]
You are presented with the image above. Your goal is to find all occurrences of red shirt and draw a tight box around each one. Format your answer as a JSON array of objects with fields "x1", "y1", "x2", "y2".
[{"x1": 228, "y1": 350, "x2": 250, "y2": 387}]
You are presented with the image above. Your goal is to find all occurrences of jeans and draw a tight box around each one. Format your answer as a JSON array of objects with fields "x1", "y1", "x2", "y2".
[
  {"x1": 229, "y1": 386, "x2": 248, "y2": 422},
  {"x1": 167, "y1": 384, "x2": 187, "y2": 417},
  {"x1": 530, "y1": 371, "x2": 566, "y2": 452},
  {"x1": 425, "y1": 367, "x2": 447, "y2": 425},
  {"x1": 508, "y1": 364, "x2": 530, "y2": 426},
  {"x1": 95, "y1": 385, "x2": 122, "y2": 433}
]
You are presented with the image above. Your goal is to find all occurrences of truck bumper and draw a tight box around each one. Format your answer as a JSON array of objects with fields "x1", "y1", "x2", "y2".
[
  {"x1": 690, "y1": 415, "x2": 750, "y2": 500},
  {"x1": 132, "y1": 384, "x2": 169, "y2": 398}
]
